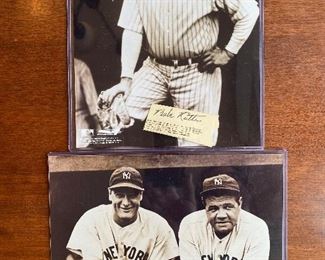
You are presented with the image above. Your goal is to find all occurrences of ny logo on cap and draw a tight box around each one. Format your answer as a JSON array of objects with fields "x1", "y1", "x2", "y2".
[
  {"x1": 122, "y1": 172, "x2": 131, "y2": 179},
  {"x1": 214, "y1": 178, "x2": 223, "y2": 186}
]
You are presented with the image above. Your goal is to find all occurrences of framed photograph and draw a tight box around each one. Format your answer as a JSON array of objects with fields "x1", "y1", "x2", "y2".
[
  {"x1": 49, "y1": 150, "x2": 286, "y2": 259},
  {"x1": 68, "y1": 0, "x2": 264, "y2": 150}
]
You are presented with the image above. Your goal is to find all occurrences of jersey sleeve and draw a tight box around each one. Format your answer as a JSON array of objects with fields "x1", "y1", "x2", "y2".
[
  {"x1": 118, "y1": 0, "x2": 144, "y2": 34},
  {"x1": 148, "y1": 219, "x2": 179, "y2": 260},
  {"x1": 178, "y1": 218, "x2": 202, "y2": 260},
  {"x1": 243, "y1": 220, "x2": 270, "y2": 260},
  {"x1": 66, "y1": 212, "x2": 103, "y2": 260},
  {"x1": 120, "y1": 29, "x2": 143, "y2": 78},
  {"x1": 215, "y1": 0, "x2": 259, "y2": 54}
]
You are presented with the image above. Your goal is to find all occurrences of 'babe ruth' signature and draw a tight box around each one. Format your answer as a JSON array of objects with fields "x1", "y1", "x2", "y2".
[
  {"x1": 153, "y1": 107, "x2": 206, "y2": 123},
  {"x1": 144, "y1": 104, "x2": 219, "y2": 146}
]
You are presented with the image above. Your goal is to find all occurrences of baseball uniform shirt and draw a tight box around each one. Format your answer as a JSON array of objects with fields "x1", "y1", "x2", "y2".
[
  {"x1": 179, "y1": 209, "x2": 270, "y2": 260},
  {"x1": 67, "y1": 205, "x2": 179, "y2": 260}
]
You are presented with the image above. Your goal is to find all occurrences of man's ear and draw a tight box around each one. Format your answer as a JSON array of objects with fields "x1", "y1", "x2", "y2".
[
  {"x1": 108, "y1": 189, "x2": 113, "y2": 201},
  {"x1": 139, "y1": 191, "x2": 143, "y2": 201},
  {"x1": 238, "y1": 196, "x2": 243, "y2": 208},
  {"x1": 201, "y1": 196, "x2": 206, "y2": 207}
]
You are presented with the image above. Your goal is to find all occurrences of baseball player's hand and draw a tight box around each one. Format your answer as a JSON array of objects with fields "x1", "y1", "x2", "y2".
[
  {"x1": 98, "y1": 77, "x2": 132, "y2": 108},
  {"x1": 198, "y1": 47, "x2": 234, "y2": 73}
]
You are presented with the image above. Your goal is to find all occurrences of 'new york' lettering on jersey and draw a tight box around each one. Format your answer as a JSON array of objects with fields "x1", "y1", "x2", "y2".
[
  {"x1": 201, "y1": 254, "x2": 239, "y2": 260},
  {"x1": 102, "y1": 244, "x2": 149, "y2": 260}
]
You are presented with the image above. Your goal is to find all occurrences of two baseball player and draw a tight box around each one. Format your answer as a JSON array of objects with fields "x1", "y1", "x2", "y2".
[
  {"x1": 99, "y1": 0, "x2": 260, "y2": 146},
  {"x1": 66, "y1": 168, "x2": 269, "y2": 260}
]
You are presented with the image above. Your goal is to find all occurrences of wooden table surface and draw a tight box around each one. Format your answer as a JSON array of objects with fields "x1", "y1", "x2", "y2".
[{"x1": 0, "y1": 1, "x2": 324, "y2": 259}]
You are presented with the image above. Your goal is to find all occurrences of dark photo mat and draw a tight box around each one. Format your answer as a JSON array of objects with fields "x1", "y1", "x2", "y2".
[
  {"x1": 68, "y1": 0, "x2": 264, "y2": 150},
  {"x1": 49, "y1": 152, "x2": 286, "y2": 260}
]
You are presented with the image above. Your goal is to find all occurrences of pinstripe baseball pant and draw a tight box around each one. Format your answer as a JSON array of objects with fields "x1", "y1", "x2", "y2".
[{"x1": 125, "y1": 57, "x2": 221, "y2": 146}]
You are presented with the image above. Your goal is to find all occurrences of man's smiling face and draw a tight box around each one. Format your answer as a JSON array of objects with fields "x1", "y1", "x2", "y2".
[
  {"x1": 204, "y1": 195, "x2": 242, "y2": 238},
  {"x1": 109, "y1": 187, "x2": 143, "y2": 227}
]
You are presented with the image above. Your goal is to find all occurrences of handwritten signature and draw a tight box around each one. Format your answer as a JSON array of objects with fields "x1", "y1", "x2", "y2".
[{"x1": 153, "y1": 107, "x2": 206, "y2": 122}]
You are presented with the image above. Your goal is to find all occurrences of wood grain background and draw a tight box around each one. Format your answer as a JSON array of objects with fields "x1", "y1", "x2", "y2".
[{"x1": 0, "y1": 1, "x2": 324, "y2": 259}]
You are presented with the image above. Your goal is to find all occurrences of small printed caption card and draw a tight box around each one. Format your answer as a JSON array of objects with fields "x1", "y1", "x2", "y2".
[{"x1": 144, "y1": 104, "x2": 219, "y2": 147}]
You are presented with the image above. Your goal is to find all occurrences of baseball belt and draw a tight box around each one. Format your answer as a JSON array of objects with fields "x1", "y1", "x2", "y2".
[{"x1": 149, "y1": 55, "x2": 202, "y2": 68}]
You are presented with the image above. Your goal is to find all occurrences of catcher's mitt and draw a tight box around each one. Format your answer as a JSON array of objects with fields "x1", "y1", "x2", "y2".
[{"x1": 97, "y1": 93, "x2": 133, "y2": 134}]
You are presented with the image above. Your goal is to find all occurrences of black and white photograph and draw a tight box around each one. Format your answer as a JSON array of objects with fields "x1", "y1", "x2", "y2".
[
  {"x1": 48, "y1": 151, "x2": 286, "y2": 259},
  {"x1": 70, "y1": 0, "x2": 263, "y2": 149}
]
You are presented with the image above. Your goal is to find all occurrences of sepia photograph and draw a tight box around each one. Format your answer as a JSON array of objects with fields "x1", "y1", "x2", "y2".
[
  {"x1": 49, "y1": 151, "x2": 286, "y2": 259},
  {"x1": 69, "y1": 0, "x2": 263, "y2": 149}
]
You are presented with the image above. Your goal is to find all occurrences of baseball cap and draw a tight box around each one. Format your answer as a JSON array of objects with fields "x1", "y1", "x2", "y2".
[
  {"x1": 108, "y1": 166, "x2": 144, "y2": 191},
  {"x1": 200, "y1": 174, "x2": 240, "y2": 196}
]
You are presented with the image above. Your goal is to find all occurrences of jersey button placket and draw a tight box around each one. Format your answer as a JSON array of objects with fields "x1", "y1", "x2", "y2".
[{"x1": 118, "y1": 241, "x2": 124, "y2": 259}]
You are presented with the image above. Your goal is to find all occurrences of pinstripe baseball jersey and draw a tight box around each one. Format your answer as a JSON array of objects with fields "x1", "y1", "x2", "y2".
[
  {"x1": 118, "y1": 0, "x2": 259, "y2": 59},
  {"x1": 178, "y1": 209, "x2": 270, "y2": 260},
  {"x1": 67, "y1": 205, "x2": 179, "y2": 260}
]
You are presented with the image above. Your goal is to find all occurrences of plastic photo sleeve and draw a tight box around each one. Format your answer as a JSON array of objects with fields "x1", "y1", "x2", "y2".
[
  {"x1": 68, "y1": 0, "x2": 264, "y2": 150},
  {"x1": 48, "y1": 150, "x2": 286, "y2": 260}
]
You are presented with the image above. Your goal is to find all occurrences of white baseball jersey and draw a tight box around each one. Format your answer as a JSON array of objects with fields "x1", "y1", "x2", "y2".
[
  {"x1": 118, "y1": 0, "x2": 259, "y2": 59},
  {"x1": 178, "y1": 209, "x2": 270, "y2": 260},
  {"x1": 67, "y1": 205, "x2": 179, "y2": 260}
]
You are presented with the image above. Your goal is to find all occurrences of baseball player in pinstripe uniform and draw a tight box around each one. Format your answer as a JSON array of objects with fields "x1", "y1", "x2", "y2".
[
  {"x1": 179, "y1": 174, "x2": 270, "y2": 260},
  {"x1": 99, "y1": 0, "x2": 260, "y2": 146},
  {"x1": 66, "y1": 167, "x2": 179, "y2": 260}
]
